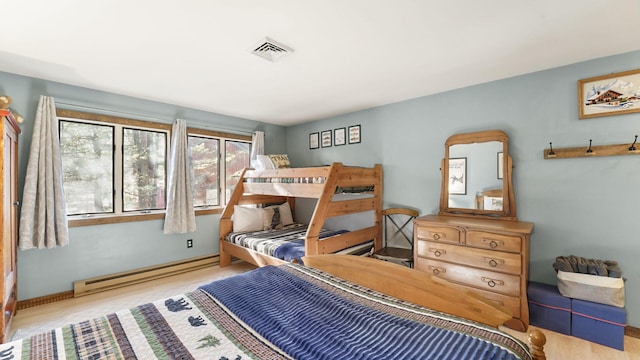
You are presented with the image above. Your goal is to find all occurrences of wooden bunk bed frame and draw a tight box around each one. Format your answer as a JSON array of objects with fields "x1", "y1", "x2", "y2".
[{"x1": 219, "y1": 162, "x2": 383, "y2": 267}]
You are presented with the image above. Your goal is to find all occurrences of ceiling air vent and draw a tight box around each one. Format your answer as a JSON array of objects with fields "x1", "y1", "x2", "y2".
[{"x1": 251, "y1": 37, "x2": 294, "y2": 62}]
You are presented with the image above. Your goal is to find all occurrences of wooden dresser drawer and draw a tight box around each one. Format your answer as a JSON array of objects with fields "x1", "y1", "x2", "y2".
[
  {"x1": 415, "y1": 258, "x2": 520, "y2": 297},
  {"x1": 415, "y1": 226, "x2": 460, "y2": 244},
  {"x1": 470, "y1": 286, "x2": 521, "y2": 319},
  {"x1": 466, "y1": 231, "x2": 521, "y2": 253},
  {"x1": 416, "y1": 241, "x2": 521, "y2": 275}
]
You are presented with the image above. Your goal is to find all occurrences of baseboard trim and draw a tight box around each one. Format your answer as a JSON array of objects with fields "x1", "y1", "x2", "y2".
[
  {"x1": 74, "y1": 254, "x2": 220, "y2": 297},
  {"x1": 17, "y1": 291, "x2": 75, "y2": 310},
  {"x1": 18, "y1": 255, "x2": 220, "y2": 310},
  {"x1": 626, "y1": 326, "x2": 640, "y2": 339}
]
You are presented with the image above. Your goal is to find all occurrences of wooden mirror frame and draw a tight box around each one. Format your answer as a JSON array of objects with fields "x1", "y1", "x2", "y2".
[{"x1": 439, "y1": 130, "x2": 517, "y2": 221}]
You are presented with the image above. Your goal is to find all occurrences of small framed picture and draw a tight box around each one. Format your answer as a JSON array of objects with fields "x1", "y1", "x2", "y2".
[
  {"x1": 448, "y1": 157, "x2": 466, "y2": 195},
  {"x1": 348, "y1": 125, "x2": 361, "y2": 144},
  {"x1": 321, "y1": 130, "x2": 332, "y2": 147},
  {"x1": 334, "y1": 127, "x2": 346, "y2": 146},
  {"x1": 309, "y1": 132, "x2": 319, "y2": 149},
  {"x1": 497, "y1": 152, "x2": 504, "y2": 179}
]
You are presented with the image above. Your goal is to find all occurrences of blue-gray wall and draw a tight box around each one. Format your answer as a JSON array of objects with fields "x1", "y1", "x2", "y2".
[
  {"x1": 286, "y1": 50, "x2": 640, "y2": 327},
  {"x1": 0, "y1": 71, "x2": 287, "y2": 300}
]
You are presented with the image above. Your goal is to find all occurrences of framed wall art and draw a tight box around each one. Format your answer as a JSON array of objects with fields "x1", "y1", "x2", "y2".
[
  {"x1": 448, "y1": 157, "x2": 466, "y2": 195},
  {"x1": 578, "y1": 68, "x2": 640, "y2": 119},
  {"x1": 321, "y1": 130, "x2": 332, "y2": 147},
  {"x1": 348, "y1": 125, "x2": 361, "y2": 144},
  {"x1": 334, "y1": 127, "x2": 346, "y2": 146},
  {"x1": 309, "y1": 132, "x2": 319, "y2": 149}
]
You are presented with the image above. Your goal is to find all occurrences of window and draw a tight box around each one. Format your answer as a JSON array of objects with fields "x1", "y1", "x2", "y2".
[
  {"x1": 225, "y1": 140, "x2": 251, "y2": 201},
  {"x1": 189, "y1": 135, "x2": 220, "y2": 207},
  {"x1": 58, "y1": 110, "x2": 252, "y2": 222},
  {"x1": 59, "y1": 117, "x2": 169, "y2": 216},
  {"x1": 122, "y1": 128, "x2": 167, "y2": 211},
  {"x1": 59, "y1": 120, "x2": 114, "y2": 215},
  {"x1": 187, "y1": 134, "x2": 251, "y2": 208}
]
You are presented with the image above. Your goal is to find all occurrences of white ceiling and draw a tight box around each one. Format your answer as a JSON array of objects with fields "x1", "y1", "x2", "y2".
[{"x1": 2, "y1": 1, "x2": 639, "y2": 126}]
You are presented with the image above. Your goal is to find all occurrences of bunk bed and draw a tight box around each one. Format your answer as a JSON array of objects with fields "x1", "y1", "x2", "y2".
[
  {"x1": 219, "y1": 162, "x2": 383, "y2": 267},
  {"x1": 0, "y1": 255, "x2": 546, "y2": 359}
]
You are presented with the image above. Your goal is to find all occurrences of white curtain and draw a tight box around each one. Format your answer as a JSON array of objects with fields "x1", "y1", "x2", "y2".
[
  {"x1": 163, "y1": 119, "x2": 196, "y2": 234},
  {"x1": 19, "y1": 95, "x2": 69, "y2": 250},
  {"x1": 250, "y1": 131, "x2": 265, "y2": 168}
]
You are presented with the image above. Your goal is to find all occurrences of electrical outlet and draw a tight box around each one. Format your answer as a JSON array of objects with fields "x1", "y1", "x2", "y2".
[{"x1": 187, "y1": 239, "x2": 193, "y2": 248}]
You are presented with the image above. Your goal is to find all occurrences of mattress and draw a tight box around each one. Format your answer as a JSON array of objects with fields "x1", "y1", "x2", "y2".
[{"x1": 226, "y1": 223, "x2": 371, "y2": 262}]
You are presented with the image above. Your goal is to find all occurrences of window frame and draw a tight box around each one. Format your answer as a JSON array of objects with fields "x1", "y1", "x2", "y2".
[{"x1": 57, "y1": 109, "x2": 252, "y2": 227}]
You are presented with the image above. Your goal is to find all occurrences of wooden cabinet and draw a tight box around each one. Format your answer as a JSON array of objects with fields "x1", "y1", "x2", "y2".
[
  {"x1": 414, "y1": 214, "x2": 533, "y2": 331},
  {"x1": 0, "y1": 110, "x2": 20, "y2": 342}
]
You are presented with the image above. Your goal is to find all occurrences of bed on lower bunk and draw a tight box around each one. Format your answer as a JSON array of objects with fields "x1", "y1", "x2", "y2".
[
  {"x1": 219, "y1": 162, "x2": 383, "y2": 267},
  {"x1": 1, "y1": 255, "x2": 546, "y2": 359}
]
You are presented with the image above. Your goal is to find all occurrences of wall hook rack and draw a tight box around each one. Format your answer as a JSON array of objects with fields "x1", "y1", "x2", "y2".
[{"x1": 544, "y1": 136, "x2": 640, "y2": 159}]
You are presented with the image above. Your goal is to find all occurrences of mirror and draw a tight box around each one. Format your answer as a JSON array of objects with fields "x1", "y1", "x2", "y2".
[{"x1": 439, "y1": 130, "x2": 517, "y2": 220}]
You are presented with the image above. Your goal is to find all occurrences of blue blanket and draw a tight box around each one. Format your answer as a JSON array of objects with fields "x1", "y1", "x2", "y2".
[
  {"x1": 272, "y1": 229, "x2": 349, "y2": 263},
  {"x1": 200, "y1": 265, "x2": 530, "y2": 360}
]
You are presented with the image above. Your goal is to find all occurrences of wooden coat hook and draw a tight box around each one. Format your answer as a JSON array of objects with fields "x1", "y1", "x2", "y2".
[
  {"x1": 585, "y1": 139, "x2": 595, "y2": 155},
  {"x1": 629, "y1": 135, "x2": 637, "y2": 151},
  {"x1": 544, "y1": 136, "x2": 640, "y2": 159}
]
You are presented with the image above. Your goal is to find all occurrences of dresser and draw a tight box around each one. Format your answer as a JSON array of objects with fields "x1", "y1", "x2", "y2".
[
  {"x1": 414, "y1": 214, "x2": 533, "y2": 331},
  {"x1": 0, "y1": 110, "x2": 20, "y2": 342}
]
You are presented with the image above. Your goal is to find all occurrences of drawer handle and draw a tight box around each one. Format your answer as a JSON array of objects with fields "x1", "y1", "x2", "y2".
[
  {"x1": 482, "y1": 238, "x2": 504, "y2": 248},
  {"x1": 430, "y1": 266, "x2": 445, "y2": 275},
  {"x1": 481, "y1": 277, "x2": 504, "y2": 288},
  {"x1": 433, "y1": 233, "x2": 441, "y2": 240},
  {"x1": 483, "y1": 257, "x2": 505, "y2": 267},
  {"x1": 430, "y1": 248, "x2": 446, "y2": 257}
]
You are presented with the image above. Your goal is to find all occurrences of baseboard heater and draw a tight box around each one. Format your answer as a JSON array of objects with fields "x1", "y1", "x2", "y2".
[{"x1": 73, "y1": 254, "x2": 220, "y2": 297}]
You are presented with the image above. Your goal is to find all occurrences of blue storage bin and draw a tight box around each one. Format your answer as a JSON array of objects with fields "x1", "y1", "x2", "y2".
[
  {"x1": 527, "y1": 281, "x2": 571, "y2": 335},
  {"x1": 571, "y1": 298, "x2": 626, "y2": 350}
]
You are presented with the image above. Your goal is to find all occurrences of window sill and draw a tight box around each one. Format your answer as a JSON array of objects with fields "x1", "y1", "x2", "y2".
[{"x1": 67, "y1": 208, "x2": 223, "y2": 228}]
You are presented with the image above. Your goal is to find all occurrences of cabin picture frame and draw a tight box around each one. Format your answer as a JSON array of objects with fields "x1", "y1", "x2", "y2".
[{"x1": 578, "y1": 68, "x2": 640, "y2": 119}]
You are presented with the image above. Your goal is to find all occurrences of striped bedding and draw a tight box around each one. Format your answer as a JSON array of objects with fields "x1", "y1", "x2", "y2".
[
  {"x1": 0, "y1": 264, "x2": 532, "y2": 360},
  {"x1": 226, "y1": 223, "x2": 373, "y2": 262}
]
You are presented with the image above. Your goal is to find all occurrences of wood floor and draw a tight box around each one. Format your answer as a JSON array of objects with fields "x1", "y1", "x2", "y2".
[
  {"x1": 9, "y1": 261, "x2": 640, "y2": 359},
  {"x1": 10, "y1": 261, "x2": 257, "y2": 341}
]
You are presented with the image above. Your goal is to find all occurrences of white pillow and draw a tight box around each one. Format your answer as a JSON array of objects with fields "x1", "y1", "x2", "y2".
[
  {"x1": 232, "y1": 206, "x2": 264, "y2": 232},
  {"x1": 266, "y1": 202, "x2": 294, "y2": 226}
]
